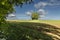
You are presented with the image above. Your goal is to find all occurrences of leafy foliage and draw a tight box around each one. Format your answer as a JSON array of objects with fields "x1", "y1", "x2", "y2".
[
  {"x1": 0, "y1": 0, "x2": 33, "y2": 24},
  {"x1": 31, "y1": 12, "x2": 39, "y2": 20}
]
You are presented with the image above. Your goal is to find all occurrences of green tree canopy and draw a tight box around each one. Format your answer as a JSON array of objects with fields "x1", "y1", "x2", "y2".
[
  {"x1": 31, "y1": 12, "x2": 39, "y2": 20},
  {"x1": 0, "y1": 0, "x2": 33, "y2": 24}
]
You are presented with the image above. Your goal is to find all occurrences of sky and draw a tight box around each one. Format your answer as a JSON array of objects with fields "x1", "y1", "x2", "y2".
[{"x1": 7, "y1": 0, "x2": 60, "y2": 20}]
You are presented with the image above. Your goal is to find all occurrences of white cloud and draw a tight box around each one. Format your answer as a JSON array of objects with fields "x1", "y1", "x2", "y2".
[
  {"x1": 34, "y1": 0, "x2": 60, "y2": 18},
  {"x1": 26, "y1": 11, "x2": 31, "y2": 16},
  {"x1": 37, "y1": 9, "x2": 46, "y2": 15},
  {"x1": 40, "y1": 15, "x2": 45, "y2": 18},
  {"x1": 37, "y1": 9, "x2": 47, "y2": 18},
  {"x1": 50, "y1": 0, "x2": 60, "y2": 2},
  {"x1": 8, "y1": 14, "x2": 16, "y2": 17},
  {"x1": 34, "y1": 0, "x2": 60, "y2": 9},
  {"x1": 48, "y1": 0, "x2": 60, "y2": 6},
  {"x1": 26, "y1": 10, "x2": 33, "y2": 16},
  {"x1": 34, "y1": 2, "x2": 47, "y2": 9}
]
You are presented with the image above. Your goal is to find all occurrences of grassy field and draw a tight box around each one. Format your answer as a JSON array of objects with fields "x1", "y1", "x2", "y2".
[
  {"x1": 7, "y1": 20, "x2": 60, "y2": 27},
  {"x1": 5, "y1": 20, "x2": 60, "y2": 40}
]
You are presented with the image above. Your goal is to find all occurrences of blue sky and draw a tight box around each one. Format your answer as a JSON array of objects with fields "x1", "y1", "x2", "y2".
[{"x1": 8, "y1": 0, "x2": 60, "y2": 20}]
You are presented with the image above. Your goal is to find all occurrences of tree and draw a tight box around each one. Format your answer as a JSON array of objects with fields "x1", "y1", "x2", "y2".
[
  {"x1": 31, "y1": 12, "x2": 39, "y2": 20},
  {"x1": 0, "y1": 0, "x2": 33, "y2": 39},
  {"x1": 0, "y1": 0, "x2": 33, "y2": 24}
]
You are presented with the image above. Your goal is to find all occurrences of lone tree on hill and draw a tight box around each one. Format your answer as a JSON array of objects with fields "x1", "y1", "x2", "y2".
[{"x1": 31, "y1": 12, "x2": 39, "y2": 20}]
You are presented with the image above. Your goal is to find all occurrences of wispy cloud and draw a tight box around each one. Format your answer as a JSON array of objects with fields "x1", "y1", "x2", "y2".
[
  {"x1": 34, "y1": 2, "x2": 47, "y2": 9},
  {"x1": 37, "y1": 9, "x2": 47, "y2": 18},
  {"x1": 34, "y1": 0, "x2": 60, "y2": 9},
  {"x1": 26, "y1": 10, "x2": 33, "y2": 16},
  {"x1": 8, "y1": 14, "x2": 16, "y2": 17},
  {"x1": 34, "y1": 0, "x2": 60, "y2": 18}
]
